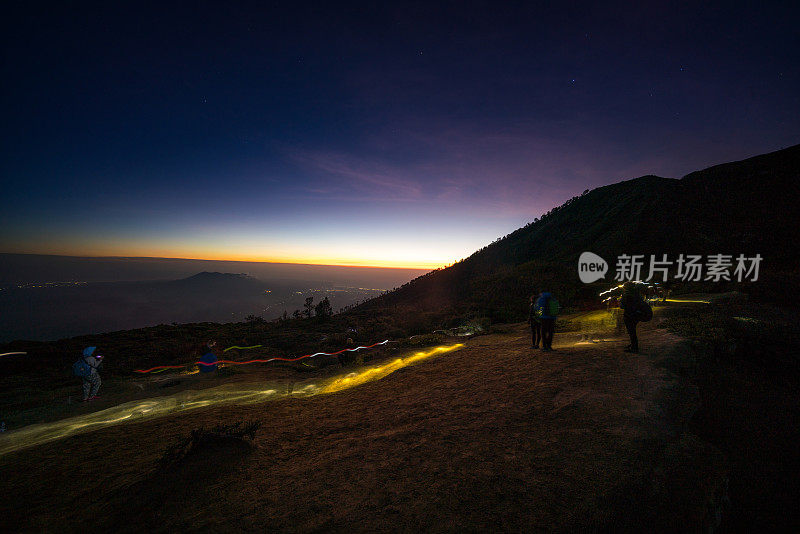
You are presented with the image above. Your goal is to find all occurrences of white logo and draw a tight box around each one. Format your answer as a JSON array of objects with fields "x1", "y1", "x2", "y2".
[{"x1": 578, "y1": 252, "x2": 608, "y2": 283}]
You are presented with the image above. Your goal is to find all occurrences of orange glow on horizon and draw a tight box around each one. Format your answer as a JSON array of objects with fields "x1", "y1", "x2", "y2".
[
  {"x1": 4, "y1": 234, "x2": 457, "y2": 269},
  {"x1": 7, "y1": 245, "x2": 444, "y2": 270},
  {"x1": 115, "y1": 252, "x2": 444, "y2": 270},
  {"x1": 169, "y1": 253, "x2": 445, "y2": 270}
]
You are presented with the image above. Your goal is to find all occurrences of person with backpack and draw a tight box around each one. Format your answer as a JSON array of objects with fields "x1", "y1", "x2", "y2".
[
  {"x1": 535, "y1": 291, "x2": 559, "y2": 352},
  {"x1": 528, "y1": 293, "x2": 542, "y2": 349},
  {"x1": 74, "y1": 346, "x2": 103, "y2": 401},
  {"x1": 619, "y1": 281, "x2": 648, "y2": 353},
  {"x1": 198, "y1": 340, "x2": 219, "y2": 373}
]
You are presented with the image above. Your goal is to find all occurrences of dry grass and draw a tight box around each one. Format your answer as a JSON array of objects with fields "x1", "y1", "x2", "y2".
[{"x1": 1, "y1": 309, "x2": 722, "y2": 532}]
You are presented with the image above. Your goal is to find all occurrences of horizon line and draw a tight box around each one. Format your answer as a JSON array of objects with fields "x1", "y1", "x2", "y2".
[{"x1": 0, "y1": 251, "x2": 440, "y2": 271}]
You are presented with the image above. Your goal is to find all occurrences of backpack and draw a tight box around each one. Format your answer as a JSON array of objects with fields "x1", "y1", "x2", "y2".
[
  {"x1": 636, "y1": 300, "x2": 653, "y2": 322},
  {"x1": 72, "y1": 359, "x2": 92, "y2": 377},
  {"x1": 546, "y1": 297, "x2": 560, "y2": 317}
]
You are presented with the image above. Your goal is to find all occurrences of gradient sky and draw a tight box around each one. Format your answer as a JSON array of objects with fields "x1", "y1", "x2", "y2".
[{"x1": 2, "y1": 1, "x2": 798, "y2": 268}]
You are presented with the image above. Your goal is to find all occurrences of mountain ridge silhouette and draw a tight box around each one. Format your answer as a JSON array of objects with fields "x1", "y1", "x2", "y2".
[{"x1": 355, "y1": 144, "x2": 800, "y2": 320}]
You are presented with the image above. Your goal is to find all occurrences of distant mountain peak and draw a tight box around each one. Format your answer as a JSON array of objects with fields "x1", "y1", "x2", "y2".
[{"x1": 174, "y1": 272, "x2": 259, "y2": 286}]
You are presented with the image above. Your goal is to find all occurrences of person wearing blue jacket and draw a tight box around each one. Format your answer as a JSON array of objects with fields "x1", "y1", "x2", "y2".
[
  {"x1": 198, "y1": 340, "x2": 219, "y2": 373},
  {"x1": 535, "y1": 292, "x2": 558, "y2": 351},
  {"x1": 80, "y1": 346, "x2": 103, "y2": 401}
]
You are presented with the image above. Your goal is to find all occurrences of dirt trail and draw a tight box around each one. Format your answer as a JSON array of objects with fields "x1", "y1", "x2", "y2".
[{"x1": 1, "y1": 310, "x2": 723, "y2": 532}]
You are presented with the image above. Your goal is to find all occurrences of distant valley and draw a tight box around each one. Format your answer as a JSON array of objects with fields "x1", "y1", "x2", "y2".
[{"x1": 0, "y1": 271, "x2": 398, "y2": 342}]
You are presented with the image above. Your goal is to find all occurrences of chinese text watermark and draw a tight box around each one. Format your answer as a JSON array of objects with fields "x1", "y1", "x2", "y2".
[{"x1": 579, "y1": 253, "x2": 762, "y2": 283}]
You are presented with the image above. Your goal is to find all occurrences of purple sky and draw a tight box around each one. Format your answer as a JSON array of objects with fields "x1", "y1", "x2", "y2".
[{"x1": 2, "y1": 2, "x2": 798, "y2": 268}]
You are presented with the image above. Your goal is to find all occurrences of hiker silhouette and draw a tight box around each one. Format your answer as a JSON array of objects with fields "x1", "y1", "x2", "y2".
[
  {"x1": 535, "y1": 292, "x2": 559, "y2": 351},
  {"x1": 199, "y1": 341, "x2": 219, "y2": 373},
  {"x1": 74, "y1": 346, "x2": 103, "y2": 401},
  {"x1": 528, "y1": 294, "x2": 542, "y2": 349},
  {"x1": 619, "y1": 282, "x2": 643, "y2": 353}
]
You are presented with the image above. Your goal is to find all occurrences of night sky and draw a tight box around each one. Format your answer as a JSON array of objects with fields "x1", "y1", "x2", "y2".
[{"x1": 2, "y1": 1, "x2": 798, "y2": 268}]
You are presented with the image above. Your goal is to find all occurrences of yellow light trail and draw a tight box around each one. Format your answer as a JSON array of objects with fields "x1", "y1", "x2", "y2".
[
  {"x1": 321, "y1": 345, "x2": 463, "y2": 394},
  {"x1": 0, "y1": 344, "x2": 464, "y2": 456},
  {"x1": 664, "y1": 298, "x2": 711, "y2": 304}
]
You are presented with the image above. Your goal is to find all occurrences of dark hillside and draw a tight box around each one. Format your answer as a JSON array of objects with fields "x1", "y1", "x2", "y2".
[
  {"x1": 678, "y1": 145, "x2": 800, "y2": 262},
  {"x1": 355, "y1": 144, "x2": 800, "y2": 322}
]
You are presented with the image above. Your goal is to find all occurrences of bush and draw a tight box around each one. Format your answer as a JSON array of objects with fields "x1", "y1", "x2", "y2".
[{"x1": 661, "y1": 301, "x2": 800, "y2": 378}]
